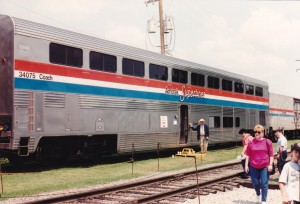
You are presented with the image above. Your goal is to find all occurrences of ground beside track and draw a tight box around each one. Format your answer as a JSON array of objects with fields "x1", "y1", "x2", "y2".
[{"x1": 0, "y1": 139, "x2": 299, "y2": 203}]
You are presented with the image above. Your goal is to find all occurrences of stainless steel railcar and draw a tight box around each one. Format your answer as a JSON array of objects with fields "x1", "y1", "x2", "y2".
[
  {"x1": 0, "y1": 15, "x2": 269, "y2": 162},
  {"x1": 269, "y1": 93, "x2": 300, "y2": 139}
]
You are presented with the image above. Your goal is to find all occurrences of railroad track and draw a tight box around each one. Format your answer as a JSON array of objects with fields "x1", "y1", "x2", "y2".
[{"x1": 26, "y1": 161, "x2": 248, "y2": 204}]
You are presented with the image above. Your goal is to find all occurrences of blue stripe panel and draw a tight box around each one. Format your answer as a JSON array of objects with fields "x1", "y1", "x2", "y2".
[
  {"x1": 269, "y1": 113, "x2": 294, "y2": 118},
  {"x1": 15, "y1": 78, "x2": 268, "y2": 110}
]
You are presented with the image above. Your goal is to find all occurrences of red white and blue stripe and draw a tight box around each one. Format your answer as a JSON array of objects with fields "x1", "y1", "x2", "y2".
[
  {"x1": 14, "y1": 60, "x2": 269, "y2": 110},
  {"x1": 269, "y1": 108, "x2": 294, "y2": 118}
]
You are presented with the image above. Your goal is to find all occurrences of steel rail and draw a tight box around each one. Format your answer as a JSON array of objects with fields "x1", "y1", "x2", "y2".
[
  {"x1": 24, "y1": 161, "x2": 241, "y2": 204},
  {"x1": 133, "y1": 172, "x2": 242, "y2": 204}
]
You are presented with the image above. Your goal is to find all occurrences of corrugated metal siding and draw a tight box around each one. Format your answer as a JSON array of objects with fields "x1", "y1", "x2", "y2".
[
  {"x1": 12, "y1": 137, "x2": 20, "y2": 150},
  {"x1": 11, "y1": 137, "x2": 35, "y2": 152},
  {"x1": 28, "y1": 137, "x2": 35, "y2": 153},
  {"x1": 79, "y1": 95, "x2": 178, "y2": 112},
  {"x1": 269, "y1": 93, "x2": 294, "y2": 130},
  {"x1": 250, "y1": 109, "x2": 256, "y2": 128},
  {"x1": 118, "y1": 132, "x2": 179, "y2": 152},
  {"x1": 223, "y1": 107, "x2": 233, "y2": 115},
  {"x1": 44, "y1": 92, "x2": 65, "y2": 108},
  {"x1": 14, "y1": 90, "x2": 30, "y2": 107},
  {"x1": 11, "y1": 16, "x2": 268, "y2": 88},
  {"x1": 269, "y1": 93, "x2": 293, "y2": 110}
]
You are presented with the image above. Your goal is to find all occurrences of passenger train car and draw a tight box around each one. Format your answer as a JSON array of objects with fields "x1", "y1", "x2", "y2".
[
  {"x1": 269, "y1": 93, "x2": 300, "y2": 139},
  {"x1": 0, "y1": 15, "x2": 269, "y2": 162}
]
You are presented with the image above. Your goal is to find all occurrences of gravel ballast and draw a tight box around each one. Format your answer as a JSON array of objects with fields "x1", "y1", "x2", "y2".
[
  {"x1": 183, "y1": 186, "x2": 281, "y2": 204},
  {"x1": 1, "y1": 160, "x2": 283, "y2": 204}
]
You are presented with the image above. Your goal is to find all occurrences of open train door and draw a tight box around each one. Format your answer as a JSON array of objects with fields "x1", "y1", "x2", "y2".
[
  {"x1": 0, "y1": 15, "x2": 14, "y2": 142},
  {"x1": 179, "y1": 105, "x2": 189, "y2": 144}
]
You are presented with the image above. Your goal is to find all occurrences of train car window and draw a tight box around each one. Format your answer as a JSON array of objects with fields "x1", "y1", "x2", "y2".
[
  {"x1": 223, "y1": 117, "x2": 233, "y2": 128},
  {"x1": 245, "y1": 84, "x2": 254, "y2": 95},
  {"x1": 209, "y1": 116, "x2": 220, "y2": 128},
  {"x1": 50, "y1": 43, "x2": 83, "y2": 68},
  {"x1": 208, "y1": 76, "x2": 219, "y2": 89},
  {"x1": 259, "y1": 111, "x2": 266, "y2": 126},
  {"x1": 172, "y1": 68, "x2": 187, "y2": 84},
  {"x1": 191, "y1": 73, "x2": 205, "y2": 87},
  {"x1": 235, "y1": 117, "x2": 240, "y2": 128},
  {"x1": 122, "y1": 58, "x2": 145, "y2": 77},
  {"x1": 222, "y1": 79, "x2": 233, "y2": 91},
  {"x1": 149, "y1": 63, "x2": 168, "y2": 81},
  {"x1": 234, "y1": 82, "x2": 244, "y2": 93},
  {"x1": 90, "y1": 51, "x2": 117, "y2": 73},
  {"x1": 255, "y1": 86, "x2": 263, "y2": 97}
]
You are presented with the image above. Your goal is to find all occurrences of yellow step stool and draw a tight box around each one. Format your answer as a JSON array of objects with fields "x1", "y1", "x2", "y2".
[{"x1": 175, "y1": 148, "x2": 206, "y2": 158}]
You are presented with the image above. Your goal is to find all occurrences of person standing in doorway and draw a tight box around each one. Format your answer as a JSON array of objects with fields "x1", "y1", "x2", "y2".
[
  {"x1": 275, "y1": 128, "x2": 288, "y2": 174},
  {"x1": 245, "y1": 124, "x2": 274, "y2": 204},
  {"x1": 189, "y1": 119, "x2": 209, "y2": 154}
]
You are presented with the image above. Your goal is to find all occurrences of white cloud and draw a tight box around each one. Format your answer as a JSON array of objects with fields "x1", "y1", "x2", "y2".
[
  {"x1": 181, "y1": 5, "x2": 300, "y2": 98},
  {"x1": 105, "y1": 25, "x2": 146, "y2": 49},
  {"x1": 33, "y1": 0, "x2": 108, "y2": 17},
  {"x1": 1, "y1": 0, "x2": 300, "y2": 98},
  {"x1": 240, "y1": 7, "x2": 300, "y2": 52}
]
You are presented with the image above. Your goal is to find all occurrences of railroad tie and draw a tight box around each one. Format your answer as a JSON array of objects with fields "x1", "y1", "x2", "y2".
[
  {"x1": 200, "y1": 188, "x2": 218, "y2": 194},
  {"x1": 221, "y1": 185, "x2": 234, "y2": 191},
  {"x1": 229, "y1": 182, "x2": 240, "y2": 188},
  {"x1": 178, "y1": 193, "x2": 197, "y2": 200},
  {"x1": 190, "y1": 189, "x2": 209, "y2": 196},
  {"x1": 210, "y1": 185, "x2": 226, "y2": 192}
]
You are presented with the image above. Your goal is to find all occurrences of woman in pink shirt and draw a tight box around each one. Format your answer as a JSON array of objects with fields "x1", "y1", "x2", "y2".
[{"x1": 245, "y1": 124, "x2": 274, "y2": 204}]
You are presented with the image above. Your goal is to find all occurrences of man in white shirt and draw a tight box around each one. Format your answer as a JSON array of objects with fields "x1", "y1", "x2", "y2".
[
  {"x1": 189, "y1": 119, "x2": 209, "y2": 154},
  {"x1": 279, "y1": 143, "x2": 300, "y2": 204},
  {"x1": 275, "y1": 128, "x2": 288, "y2": 174}
]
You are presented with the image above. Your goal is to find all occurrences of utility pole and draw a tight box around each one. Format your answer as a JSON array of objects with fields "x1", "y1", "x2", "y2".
[
  {"x1": 158, "y1": 0, "x2": 165, "y2": 54},
  {"x1": 145, "y1": 0, "x2": 166, "y2": 54}
]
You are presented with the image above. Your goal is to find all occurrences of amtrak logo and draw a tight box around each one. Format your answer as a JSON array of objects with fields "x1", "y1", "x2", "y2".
[{"x1": 165, "y1": 86, "x2": 205, "y2": 101}]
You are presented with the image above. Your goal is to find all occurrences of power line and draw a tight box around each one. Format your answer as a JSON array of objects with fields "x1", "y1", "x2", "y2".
[
  {"x1": 145, "y1": 0, "x2": 166, "y2": 54},
  {"x1": 7, "y1": 0, "x2": 84, "y2": 34}
]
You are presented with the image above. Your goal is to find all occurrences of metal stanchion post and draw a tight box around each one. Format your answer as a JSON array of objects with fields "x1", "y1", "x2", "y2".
[
  {"x1": 0, "y1": 163, "x2": 3, "y2": 196},
  {"x1": 157, "y1": 143, "x2": 160, "y2": 172},
  {"x1": 194, "y1": 156, "x2": 200, "y2": 204},
  {"x1": 131, "y1": 143, "x2": 135, "y2": 175},
  {"x1": 200, "y1": 152, "x2": 202, "y2": 163},
  {"x1": 236, "y1": 135, "x2": 238, "y2": 157}
]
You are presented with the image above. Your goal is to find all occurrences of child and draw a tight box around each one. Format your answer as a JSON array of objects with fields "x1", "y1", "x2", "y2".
[
  {"x1": 239, "y1": 128, "x2": 253, "y2": 178},
  {"x1": 278, "y1": 143, "x2": 300, "y2": 204}
]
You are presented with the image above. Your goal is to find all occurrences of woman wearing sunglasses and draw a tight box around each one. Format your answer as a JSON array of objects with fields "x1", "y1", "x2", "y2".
[{"x1": 245, "y1": 124, "x2": 274, "y2": 204}]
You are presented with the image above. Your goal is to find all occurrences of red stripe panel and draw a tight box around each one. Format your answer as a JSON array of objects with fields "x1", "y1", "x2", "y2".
[
  {"x1": 15, "y1": 59, "x2": 268, "y2": 103},
  {"x1": 269, "y1": 108, "x2": 294, "y2": 113}
]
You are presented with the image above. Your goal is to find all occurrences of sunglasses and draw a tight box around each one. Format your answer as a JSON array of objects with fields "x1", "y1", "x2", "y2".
[{"x1": 254, "y1": 131, "x2": 262, "y2": 134}]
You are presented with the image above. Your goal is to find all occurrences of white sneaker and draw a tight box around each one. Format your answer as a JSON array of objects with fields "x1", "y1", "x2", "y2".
[
  {"x1": 262, "y1": 202, "x2": 266, "y2": 204},
  {"x1": 256, "y1": 195, "x2": 261, "y2": 203}
]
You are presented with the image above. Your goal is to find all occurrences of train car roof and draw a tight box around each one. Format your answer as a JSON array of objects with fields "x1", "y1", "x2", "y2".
[{"x1": 6, "y1": 15, "x2": 268, "y2": 87}]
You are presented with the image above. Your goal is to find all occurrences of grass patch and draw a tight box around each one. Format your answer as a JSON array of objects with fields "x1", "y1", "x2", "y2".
[{"x1": 0, "y1": 139, "x2": 299, "y2": 199}]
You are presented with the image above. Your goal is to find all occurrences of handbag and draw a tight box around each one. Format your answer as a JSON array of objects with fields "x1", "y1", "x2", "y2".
[
  {"x1": 266, "y1": 139, "x2": 276, "y2": 175},
  {"x1": 270, "y1": 163, "x2": 276, "y2": 175}
]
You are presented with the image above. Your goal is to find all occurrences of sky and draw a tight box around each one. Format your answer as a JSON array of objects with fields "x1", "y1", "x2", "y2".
[{"x1": 0, "y1": 0, "x2": 300, "y2": 99}]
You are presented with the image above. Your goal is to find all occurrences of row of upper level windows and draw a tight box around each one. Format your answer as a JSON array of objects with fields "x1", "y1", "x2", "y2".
[{"x1": 49, "y1": 43, "x2": 264, "y2": 97}]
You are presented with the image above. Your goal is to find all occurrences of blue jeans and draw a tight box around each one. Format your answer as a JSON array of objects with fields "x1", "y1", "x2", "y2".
[{"x1": 249, "y1": 165, "x2": 270, "y2": 202}]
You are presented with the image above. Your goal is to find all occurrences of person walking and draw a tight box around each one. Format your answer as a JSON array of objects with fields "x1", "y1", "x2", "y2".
[
  {"x1": 275, "y1": 128, "x2": 288, "y2": 174},
  {"x1": 245, "y1": 124, "x2": 274, "y2": 204},
  {"x1": 239, "y1": 128, "x2": 253, "y2": 178},
  {"x1": 189, "y1": 119, "x2": 209, "y2": 154},
  {"x1": 278, "y1": 142, "x2": 300, "y2": 204}
]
